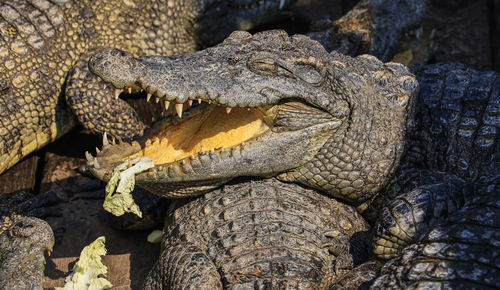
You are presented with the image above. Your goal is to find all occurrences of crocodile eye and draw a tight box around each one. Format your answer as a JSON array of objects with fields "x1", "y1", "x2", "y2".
[
  {"x1": 293, "y1": 63, "x2": 323, "y2": 85},
  {"x1": 248, "y1": 58, "x2": 277, "y2": 75}
]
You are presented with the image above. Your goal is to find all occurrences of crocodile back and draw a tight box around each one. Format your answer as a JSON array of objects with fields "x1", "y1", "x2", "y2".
[
  {"x1": 163, "y1": 178, "x2": 370, "y2": 289},
  {"x1": 408, "y1": 63, "x2": 499, "y2": 181}
]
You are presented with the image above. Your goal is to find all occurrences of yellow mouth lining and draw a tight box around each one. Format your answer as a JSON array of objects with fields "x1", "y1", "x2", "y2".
[{"x1": 126, "y1": 106, "x2": 272, "y2": 165}]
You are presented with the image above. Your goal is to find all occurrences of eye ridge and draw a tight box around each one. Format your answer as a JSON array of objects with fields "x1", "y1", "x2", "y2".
[{"x1": 248, "y1": 58, "x2": 277, "y2": 75}]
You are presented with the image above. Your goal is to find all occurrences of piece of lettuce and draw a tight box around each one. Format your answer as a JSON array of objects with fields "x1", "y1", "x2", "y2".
[
  {"x1": 56, "y1": 236, "x2": 112, "y2": 290},
  {"x1": 103, "y1": 157, "x2": 155, "y2": 217}
]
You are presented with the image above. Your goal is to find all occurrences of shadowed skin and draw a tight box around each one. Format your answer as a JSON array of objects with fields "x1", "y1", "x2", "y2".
[
  {"x1": 309, "y1": 0, "x2": 427, "y2": 62},
  {"x1": 0, "y1": 0, "x2": 293, "y2": 175},
  {"x1": 89, "y1": 31, "x2": 499, "y2": 288},
  {"x1": 0, "y1": 214, "x2": 54, "y2": 289}
]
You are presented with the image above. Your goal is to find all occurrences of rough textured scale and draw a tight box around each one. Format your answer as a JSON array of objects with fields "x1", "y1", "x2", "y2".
[
  {"x1": 144, "y1": 178, "x2": 370, "y2": 289},
  {"x1": 371, "y1": 194, "x2": 500, "y2": 289},
  {"x1": 0, "y1": 0, "x2": 293, "y2": 175},
  {"x1": 0, "y1": 212, "x2": 54, "y2": 289},
  {"x1": 372, "y1": 62, "x2": 500, "y2": 259}
]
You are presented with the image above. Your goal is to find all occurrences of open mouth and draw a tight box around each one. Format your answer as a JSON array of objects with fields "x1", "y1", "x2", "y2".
[{"x1": 88, "y1": 83, "x2": 279, "y2": 180}]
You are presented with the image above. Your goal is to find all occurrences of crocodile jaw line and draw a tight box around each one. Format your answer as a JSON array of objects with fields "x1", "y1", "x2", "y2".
[{"x1": 89, "y1": 85, "x2": 276, "y2": 182}]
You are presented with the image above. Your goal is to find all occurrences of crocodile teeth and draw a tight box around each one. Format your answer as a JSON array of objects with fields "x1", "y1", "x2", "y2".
[
  {"x1": 127, "y1": 87, "x2": 132, "y2": 94},
  {"x1": 103, "y1": 132, "x2": 110, "y2": 146},
  {"x1": 85, "y1": 151, "x2": 93, "y2": 162},
  {"x1": 114, "y1": 89, "x2": 122, "y2": 100},
  {"x1": 226, "y1": 107, "x2": 232, "y2": 114},
  {"x1": 175, "y1": 103, "x2": 183, "y2": 118},
  {"x1": 95, "y1": 147, "x2": 101, "y2": 154},
  {"x1": 155, "y1": 97, "x2": 160, "y2": 103},
  {"x1": 198, "y1": 98, "x2": 202, "y2": 104},
  {"x1": 188, "y1": 100, "x2": 193, "y2": 106},
  {"x1": 164, "y1": 100, "x2": 170, "y2": 110},
  {"x1": 146, "y1": 93, "x2": 152, "y2": 102},
  {"x1": 94, "y1": 157, "x2": 101, "y2": 169}
]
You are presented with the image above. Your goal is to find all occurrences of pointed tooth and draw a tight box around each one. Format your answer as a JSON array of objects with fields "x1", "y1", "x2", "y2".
[
  {"x1": 85, "y1": 151, "x2": 93, "y2": 162},
  {"x1": 200, "y1": 146, "x2": 205, "y2": 153},
  {"x1": 226, "y1": 107, "x2": 232, "y2": 114},
  {"x1": 188, "y1": 100, "x2": 193, "y2": 106},
  {"x1": 198, "y1": 98, "x2": 202, "y2": 104},
  {"x1": 175, "y1": 103, "x2": 183, "y2": 118},
  {"x1": 103, "y1": 132, "x2": 109, "y2": 146},
  {"x1": 146, "y1": 93, "x2": 152, "y2": 102},
  {"x1": 96, "y1": 147, "x2": 101, "y2": 154},
  {"x1": 94, "y1": 157, "x2": 101, "y2": 169},
  {"x1": 127, "y1": 87, "x2": 132, "y2": 94},
  {"x1": 114, "y1": 89, "x2": 122, "y2": 100},
  {"x1": 155, "y1": 97, "x2": 160, "y2": 103},
  {"x1": 112, "y1": 137, "x2": 116, "y2": 145},
  {"x1": 164, "y1": 100, "x2": 170, "y2": 110}
]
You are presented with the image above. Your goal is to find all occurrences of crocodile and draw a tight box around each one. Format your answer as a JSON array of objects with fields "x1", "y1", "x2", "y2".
[
  {"x1": 307, "y1": 0, "x2": 427, "y2": 61},
  {"x1": 0, "y1": 191, "x2": 58, "y2": 289},
  {"x1": 144, "y1": 178, "x2": 371, "y2": 289},
  {"x1": 0, "y1": 0, "x2": 294, "y2": 175},
  {"x1": 87, "y1": 30, "x2": 499, "y2": 288}
]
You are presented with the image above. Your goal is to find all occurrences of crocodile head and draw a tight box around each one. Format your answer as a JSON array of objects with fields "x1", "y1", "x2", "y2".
[
  {"x1": 0, "y1": 214, "x2": 54, "y2": 289},
  {"x1": 89, "y1": 30, "x2": 418, "y2": 204}
]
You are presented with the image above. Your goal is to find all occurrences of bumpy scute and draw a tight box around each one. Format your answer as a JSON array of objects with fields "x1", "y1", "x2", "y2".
[
  {"x1": 145, "y1": 178, "x2": 370, "y2": 288},
  {"x1": 0, "y1": 214, "x2": 54, "y2": 289}
]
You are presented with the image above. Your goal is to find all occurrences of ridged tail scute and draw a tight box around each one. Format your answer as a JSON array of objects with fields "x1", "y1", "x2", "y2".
[{"x1": 144, "y1": 243, "x2": 222, "y2": 290}]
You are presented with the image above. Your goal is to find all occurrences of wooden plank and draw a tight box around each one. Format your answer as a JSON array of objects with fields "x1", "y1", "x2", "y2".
[{"x1": 0, "y1": 155, "x2": 39, "y2": 194}]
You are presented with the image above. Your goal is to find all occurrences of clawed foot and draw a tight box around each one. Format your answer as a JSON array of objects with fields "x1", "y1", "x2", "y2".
[{"x1": 322, "y1": 229, "x2": 354, "y2": 275}]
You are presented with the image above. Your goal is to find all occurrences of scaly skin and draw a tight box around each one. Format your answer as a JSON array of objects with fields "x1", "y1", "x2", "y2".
[
  {"x1": 88, "y1": 30, "x2": 418, "y2": 204},
  {"x1": 144, "y1": 178, "x2": 371, "y2": 289},
  {"x1": 308, "y1": 0, "x2": 427, "y2": 61},
  {"x1": 0, "y1": 0, "x2": 293, "y2": 175},
  {"x1": 371, "y1": 194, "x2": 500, "y2": 289},
  {"x1": 0, "y1": 214, "x2": 54, "y2": 289},
  {"x1": 0, "y1": 191, "x2": 63, "y2": 289},
  {"x1": 372, "y1": 63, "x2": 500, "y2": 259},
  {"x1": 88, "y1": 31, "x2": 499, "y2": 287}
]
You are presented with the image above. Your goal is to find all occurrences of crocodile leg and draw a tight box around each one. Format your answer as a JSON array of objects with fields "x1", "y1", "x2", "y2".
[
  {"x1": 143, "y1": 243, "x2": 222, "y2": 289},
  {"x1": 372, "y1": 194, "x2": 500, "y2": 289},
  {"x1": 330, "y1": 260, "x2": 383, "y2": 289},
  {"x1": 65, "y1": 51, "x2": 145, "y2": 141},
  {"x1": 372, "y1": 171, "x2": 478, "y2": 259}
]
